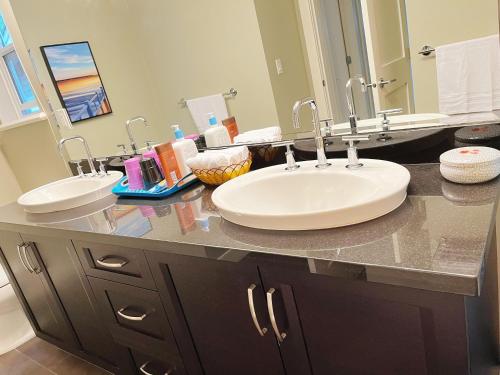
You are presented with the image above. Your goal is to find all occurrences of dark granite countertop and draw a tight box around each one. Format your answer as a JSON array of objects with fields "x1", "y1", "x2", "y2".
[{"x1": 0, "y1": 164, "x2": 498, "y2": 296}]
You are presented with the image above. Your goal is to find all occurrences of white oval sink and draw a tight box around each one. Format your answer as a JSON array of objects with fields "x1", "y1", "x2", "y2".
[
  {"x1": 212, "y1": 159, "x2": 410, "y2": 230},
  {"x1": 18, "y1": 171, "x2": 123, "y2": 213}
]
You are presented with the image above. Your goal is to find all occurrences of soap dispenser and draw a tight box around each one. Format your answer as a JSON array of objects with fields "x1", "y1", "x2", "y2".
[
  {"x1": 204, "y1": 113, "x2": 231, "y2": 148},
  {"x1": 171, "y1": 124, "x2": 199, "y2": 178}
]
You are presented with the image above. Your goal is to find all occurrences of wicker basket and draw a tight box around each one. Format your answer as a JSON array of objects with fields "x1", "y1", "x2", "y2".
[{"x1": 191, "y1": 155, "x2": 252, "y2": 186}]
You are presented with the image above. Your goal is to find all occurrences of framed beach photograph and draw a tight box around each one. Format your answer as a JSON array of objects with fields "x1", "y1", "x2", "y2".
[{"x1": 40, "y1": 41, "x2": 112, "y2": 123}]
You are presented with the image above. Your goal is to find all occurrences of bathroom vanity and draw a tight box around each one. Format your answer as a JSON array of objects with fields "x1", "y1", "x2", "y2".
[{"x1": 0, "y1": 164, "x2": 498, "y2": 375}]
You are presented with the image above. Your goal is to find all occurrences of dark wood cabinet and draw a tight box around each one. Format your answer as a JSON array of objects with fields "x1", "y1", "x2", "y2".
[
  {"x1": 20, "y1": 234, "x2": 132, "y2": 373},
  {"x1": 0, "y1": 231, "x2": 77, "y2": 349},
  {"x1": 259, "y1": 265, "x2": 471, "y2": 375},
  {"x1": 155, "y1": 254, "x2": 289, "y2": 375},
  {"x1": 1, "y1": 228, "x2": 496, "y2": 375}
]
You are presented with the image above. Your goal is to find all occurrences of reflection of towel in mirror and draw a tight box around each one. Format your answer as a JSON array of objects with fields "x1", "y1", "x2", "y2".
[
  {"x1": 186, "y1": 146, "x2": 249, "y2": 170},
  {"x1": 437, "y1": 34, "x2": 500, "y2": 115},
  {"x1": 234, "y1": 126, "x2": 282, "y2": 143},
  {"x1": 186, "y1": 94, "x2": 228, "y2": 133}
]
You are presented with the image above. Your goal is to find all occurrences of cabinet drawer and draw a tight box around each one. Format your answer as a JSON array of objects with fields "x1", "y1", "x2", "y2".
[
  {"x1": 89, "y1": 277, "x2": 180, "y2": 360},
  {"x1": 132, "y1": 349, "x2": 186, "y2": 375},
  {"x1": 74, "y1": 241, "x2": 155, "y2": 289}
]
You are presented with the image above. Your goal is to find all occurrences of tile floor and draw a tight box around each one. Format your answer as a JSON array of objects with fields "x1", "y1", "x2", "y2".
[{"x1": 0, "y1": 337, "x2": 110, "y2": 375}]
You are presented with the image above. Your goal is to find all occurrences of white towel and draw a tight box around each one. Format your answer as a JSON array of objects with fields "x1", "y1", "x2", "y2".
[
  {"x1": 234, "y1": 126, "x2": 282, "y2": 143},
  {"x1": 437, "y1": 34, "x2": 500, "y2": 115},
  {"x1": 186, "y1": 94, "x2": 229, "y2": 134}
]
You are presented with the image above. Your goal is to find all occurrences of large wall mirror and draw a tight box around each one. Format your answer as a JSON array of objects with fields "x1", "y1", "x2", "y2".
[{"x1": 1, "y1": 0, "x2": 499, "y2": 159}]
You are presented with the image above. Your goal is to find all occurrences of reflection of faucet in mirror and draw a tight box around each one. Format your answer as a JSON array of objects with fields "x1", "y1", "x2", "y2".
[
  {"x1": 292, "y1": 98, "x2": 330, "y2": 169},
  {"x1": 346, "y1": 76, "x2": 367, "y2": 134},
  {"x1": 125, "y1": 116, "x2": 149, "y2": 154},
  {"x1": 377, "y1": 108, "x2": 403, "y2": 132},
  {"x1": 58, "y1": 136, "x2": 98, "y2": 177}
]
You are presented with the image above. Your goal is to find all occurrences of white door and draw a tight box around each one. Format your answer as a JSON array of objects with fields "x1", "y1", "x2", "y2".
[{"x1": 361, "y1": 0, "x2": 415, "y2": 114}]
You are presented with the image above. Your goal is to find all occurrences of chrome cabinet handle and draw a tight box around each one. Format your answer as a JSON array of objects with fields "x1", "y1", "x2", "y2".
[
  {"x1": 139, "y1": 362, "x2": 154, "y2": 375},
  {"x1": 17, "y1": 244, "x2": 31, "y2": 273},
  {"x1": 247, "y1": 284, "x2": 268, "y2": 336},
  {"x1": 96, "y1": 256, "x2": 128, "y2": 268},
  {"x1": 139, "y1": 361, "x2": 173, "y2": 375},
  {"x1": 117, "y1": 307, "x2": 148, "y2": 321},
  {"x1": 23, "y1": 243, "x2": 41, "y2": 274},
  {"x1": 266, "y1": 288, "x2": 287, "y2": 343}
]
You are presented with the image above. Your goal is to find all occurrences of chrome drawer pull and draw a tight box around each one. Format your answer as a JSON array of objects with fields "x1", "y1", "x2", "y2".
[
  {"x1": 117, "y1": 307, "x2": 148, "y2": 321},
  {"x1": 96, "y1": 256, "x2": 128, "y2": 268},
  {"x1": 139, "y1": 361, "x2": 173, "y2": 375},
  {"x1": 266, "y1": 288, "x2": 287, "y2": 343},
  {"x1": 247, "y1": 284, "x2": 267, "y2": 336},
  {"x1": 17, "y1": 244, "x2": 31, "y2": 273}
]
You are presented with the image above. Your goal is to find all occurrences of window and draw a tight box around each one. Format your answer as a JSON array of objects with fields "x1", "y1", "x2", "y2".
[{"x1": 0, "y1": 13, "x2": 39, "y2": 118}]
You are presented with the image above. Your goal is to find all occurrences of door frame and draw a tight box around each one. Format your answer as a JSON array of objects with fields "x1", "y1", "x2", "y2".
[{"x1": 296, "y1": 0, "x2": 335, "y2": 121}]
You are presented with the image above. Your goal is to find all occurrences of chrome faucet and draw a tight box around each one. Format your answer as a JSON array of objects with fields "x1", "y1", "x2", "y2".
[
  {"x1": 58, "y1": 136, "x2": 98, "y2": 177},
  {"x1": 292, "y1": 98, "x2": 330, "y2": 168},
  {"x1": 125, "y1": 116, "x2": 149, "y2": 154},
  {"x1": 346, "y1": 76, "x2": 367, "y2": 134}
]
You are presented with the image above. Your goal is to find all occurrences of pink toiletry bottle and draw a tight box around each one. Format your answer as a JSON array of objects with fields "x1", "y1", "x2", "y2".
[{"x1": 124, "y1": 157, "x2": 144, "y2": 190}]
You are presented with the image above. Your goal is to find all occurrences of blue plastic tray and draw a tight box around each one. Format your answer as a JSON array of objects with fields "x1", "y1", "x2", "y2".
[{"x1": 112, "y1": 174, "x2": 199, "y2": 199}]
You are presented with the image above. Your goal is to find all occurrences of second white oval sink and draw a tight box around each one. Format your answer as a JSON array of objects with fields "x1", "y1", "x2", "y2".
[
  {"x1": 212, "y1": 159, "x2": 410, "y2": 230},
  {"x1": 18, "y1": 171, "x2": 123, "y2": 213}
]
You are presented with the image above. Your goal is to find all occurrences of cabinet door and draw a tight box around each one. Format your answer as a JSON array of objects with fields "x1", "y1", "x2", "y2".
[
  {"x1": 0, "y1": 231, "x2": 76, "y2": 348},
  {"x1": 260, "y1": 265, "x2": 469, "y2": 375},
  {"x1": 156, "y1": 254, "x2": 286, "y2": 375},
  {"x1": 20, "y1": 234, "x2": 132, "y2": 374}
]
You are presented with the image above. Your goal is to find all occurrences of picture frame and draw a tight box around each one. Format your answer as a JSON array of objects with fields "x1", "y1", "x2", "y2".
[{"x1": 40, "y1": 41, "x2": 112, "y2": 124}]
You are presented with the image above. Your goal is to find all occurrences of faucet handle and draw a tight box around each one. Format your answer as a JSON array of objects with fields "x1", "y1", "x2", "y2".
[
  {"x1": 377, "y1": 108, "x2": 403, "y2": 117},
  {"x1": 116, "y1": 144, "x2": 127, "y2": 155},
  {"x1": 96, "y1": 158, "x2": 108, "y2": 176},
  {"x1": 73, "y1": 159, "x2": 85, "y2": 177},
  {"x1": 145, "y1": 141, "x2": 156, "y2": 150},
  {"x1": 377, "y1": 108, "x2": 402, "y2": 131},
  {"x1": 341, "y1": 135, "x2": 370, "y2": 169},
  {"x1": 272, "y1": 141, "x2": 299, "y2": 171}
]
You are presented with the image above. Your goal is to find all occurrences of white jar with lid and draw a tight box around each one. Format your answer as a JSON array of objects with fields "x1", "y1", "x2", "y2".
[{"x1": 439, "y1": 146, "x2": 500, "y2": 184}]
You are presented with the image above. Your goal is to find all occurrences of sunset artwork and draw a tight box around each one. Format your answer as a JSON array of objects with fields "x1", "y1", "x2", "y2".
[{"x1": 41, "y1": 42, "x2": 112, "y2": 123}]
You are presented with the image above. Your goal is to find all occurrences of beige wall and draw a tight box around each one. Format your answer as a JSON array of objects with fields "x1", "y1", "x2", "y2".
[
  {"x1": 253, "y1": 0, "x2": 312, "y2": 134},
  {"x1": 0, "y1": 119, "x2": 67, "y2": 192},
  {"x1": 0, "y1": 147, "x2": 21, "y2": 205},
  {"x1": 125, "y1": 0, "x2": 279, "y2": 134},
  {"x1": 406, "y1": 0, "x2": 499, "y2": 113},
  {"x1": 9, "y1": 0, "x2": 164, "y2": 160},
  {"x1": 10, "y1": 0, "x2": 285, "y2": 161}
]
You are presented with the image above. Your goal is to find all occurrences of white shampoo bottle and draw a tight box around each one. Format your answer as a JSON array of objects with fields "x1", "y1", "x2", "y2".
[
  {"x1": 204, "y1": 113, "x2": 231, "y2": 148},
  {"x1": 171, "y1": 124, "x2": 198, "y2": 178}
]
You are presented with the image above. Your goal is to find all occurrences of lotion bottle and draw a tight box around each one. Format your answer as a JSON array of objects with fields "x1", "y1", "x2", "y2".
[
  {"x1": 204, "y1": 113, "x2": 231, "y2": 148},
  {"x1": 171, "y1": 124, "x2": 199, "y2": 178}
]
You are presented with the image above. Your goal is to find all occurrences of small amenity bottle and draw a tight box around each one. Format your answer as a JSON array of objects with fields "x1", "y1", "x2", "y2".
[
  {"x1": 204, "y1": 113, "x2": 231, "y2": 148},
  {"x1": 171, "y1": 124, "x2": 199, "y2": 178},
  {"x1": 154, "y1": 142, "x2": 182, "y2": 188}
]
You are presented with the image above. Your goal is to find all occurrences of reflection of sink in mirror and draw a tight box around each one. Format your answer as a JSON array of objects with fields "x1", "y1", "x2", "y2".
[{"x1": 333, "y1": 113, "x2": 449, "y2": 133}]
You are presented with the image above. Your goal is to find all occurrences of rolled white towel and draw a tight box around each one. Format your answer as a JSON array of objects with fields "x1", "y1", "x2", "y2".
[
  {"x1": 187, "y1": 146, "x2": 249, "y2": 170},
  {"x1": 234, "y1": 126, "x2": 282, "y2": 143}
]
